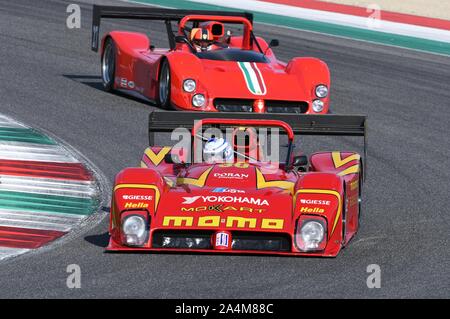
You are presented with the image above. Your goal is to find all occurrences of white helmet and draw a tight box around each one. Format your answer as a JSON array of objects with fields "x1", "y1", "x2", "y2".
[{"x1": 203, "y1": 137, "x2": 233, "y2": 163}]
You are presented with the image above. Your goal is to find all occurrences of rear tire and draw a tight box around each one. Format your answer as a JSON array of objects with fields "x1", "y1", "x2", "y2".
[
  {"x1": 157, "y1": 59, "x2": 172, "y2": 109},
  {"x1": 101, "y1": 38, "x2": 116, "y2": 92}
]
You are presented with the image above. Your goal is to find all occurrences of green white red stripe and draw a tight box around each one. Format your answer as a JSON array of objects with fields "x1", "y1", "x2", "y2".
[
  {"x1": 0, "y1": 114, "x2": 100, "y2": 261},
  {"x1": 129, "y1": 0, "x2": 450, "y2": 56},
  {"x1": 238, "y1": 62, "x2": 267, "y2": 96}
]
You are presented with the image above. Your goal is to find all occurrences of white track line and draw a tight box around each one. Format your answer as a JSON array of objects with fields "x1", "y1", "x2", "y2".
[
  {"x1": 0, "y1": 208, "x2": 83, "y2": 231},
  {"x1": 0, "y1": 247, "x2": 30, "y2": 261},
  {"x1": 0, "y1": 176, "x2": 97, "y2": 198},
  {"x1": 191, "y1": 0, "x2": 450, "y2": 43},
  {"x1": 0, "y1": 142, "x2": 78, "y2": 163}
]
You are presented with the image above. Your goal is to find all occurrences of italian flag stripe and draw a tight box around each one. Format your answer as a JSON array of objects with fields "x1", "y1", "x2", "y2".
[
  {"x1": 238, "y1": 62, "x2": 267, "y2": 95},
  {"x1": 0, "y1": 114, "x2": 100, "y2": 259}
]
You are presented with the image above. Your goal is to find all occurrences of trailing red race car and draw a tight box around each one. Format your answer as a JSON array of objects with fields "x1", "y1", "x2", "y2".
[
  {"x1": 91, "y1": 5, "x2": 331, "y2": 113},
  {"x1": 107, "y1": 112, "x2": 367, "y2": 257}
]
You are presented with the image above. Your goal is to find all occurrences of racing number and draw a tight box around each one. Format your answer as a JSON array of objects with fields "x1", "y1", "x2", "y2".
[{"x1": 219, "y1": 162, "x2": 249, "y2": 169}]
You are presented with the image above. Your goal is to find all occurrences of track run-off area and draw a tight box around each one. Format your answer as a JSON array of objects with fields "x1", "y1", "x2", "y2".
[{"x1": 0, "y1": 0, "x2": 448, "y2": 297}]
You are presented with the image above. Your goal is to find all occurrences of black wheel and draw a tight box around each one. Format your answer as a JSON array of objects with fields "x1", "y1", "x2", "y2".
[
  {"x1": 101, "y1": 38, "x2": 116, "y2": 92},
  {"x1": 157, "y1": 59, "x2": 172, "y2": 109}
]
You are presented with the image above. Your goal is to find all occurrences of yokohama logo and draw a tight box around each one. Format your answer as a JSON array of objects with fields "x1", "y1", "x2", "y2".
[{"x1": 182, "y1": 196, "x2": 269, "y2": 206}]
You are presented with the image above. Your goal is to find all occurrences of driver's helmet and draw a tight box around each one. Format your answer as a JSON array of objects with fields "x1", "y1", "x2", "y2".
[
  {"x1": 203, "y1": 137, "x2": 233, "y2": 163},
  {"x1": 190, "y1": 28, "x2": 214, "y2": 52}
]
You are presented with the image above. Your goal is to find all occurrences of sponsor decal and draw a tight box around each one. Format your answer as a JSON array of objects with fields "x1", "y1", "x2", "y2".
[
  {"x1": 237, "y1": 62, "x2": 267, "y2": 95},
  {"x1": 162, "y1": 215, "x2": 284, "y2": 230},
  {"x1": 122, "y1": 195, "x2": 153, "y2": 200},
  {"x1": 350, "y1": 180, "x2": 359, "y2": 191},
  {"x1": 124, "y1": 202, "x2": 149, "y2": 209},
  {"x1": 182, "y1": 196, "x2": 269, "y2": 206},
  {"x1": 212, "y1": 187, "x2": 245, "y2": 194},
  {"x1": 300, "y1": 199, "x2": 331, "y2": 206},
  {"x1": 214, "y1": 231, "x2": 231, "y2": 249},
  {"x1": 182, "y1": 196, "x2": 201, "y2": 204},
  {"x1": 300, "y1": 207, "x2": 324, "y2": 213},
  {"x1": 181, "y1": 206, "x2": 265, "y2": 213},
  {"x1": 213, "y1": 172, "x2": 249, "y2": 179},
  {"x1": 348, "y1": 195, "x2": 359, "y2": 207},
  {"x1": 118, "y1": 77, "x2": 136, "y2": 89}
]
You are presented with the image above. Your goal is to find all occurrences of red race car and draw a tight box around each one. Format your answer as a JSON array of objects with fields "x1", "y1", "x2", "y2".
[
  {"x1": 91, "y1": 5, "x2": 331, "y2": 113},
  {"x1": 107, "y1": 112, "x2": 366, "y2": 257}
]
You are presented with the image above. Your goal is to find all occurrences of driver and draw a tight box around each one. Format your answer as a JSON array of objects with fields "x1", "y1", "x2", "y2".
[
  {"x1": 190, "y1": 28, "x2": 215, "y2": 52},
  {"x1": 203, "y1": 137, "x2": 233, "y2": 163}
]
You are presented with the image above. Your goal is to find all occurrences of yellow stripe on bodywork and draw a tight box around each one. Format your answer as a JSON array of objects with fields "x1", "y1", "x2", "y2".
[
  {"x1": 144, "y1": 147, "x2": 171, "y2": 166},
  {"x1": 294, "y1": 189, "x2": 342, "y2": 236},
  {"x1": 338, "y1": 165, "x2": 360, "y2": 176},
  {"x1": 256, "y1": 168, "x2": 295, "y2": 193},
  {"x1": 114, "y1": 184, "x2": 161, "y2": 210},
  {"x1": 177, "y1": 167, "x2": 213, "y2": 187},
  {"x1": 332, "y1": 152, "x2": 360, "y2": 168}
]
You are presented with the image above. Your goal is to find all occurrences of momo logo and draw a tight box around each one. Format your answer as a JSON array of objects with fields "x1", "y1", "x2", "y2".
[
  {"x1": 213, "y1": 173, "x2": 249, "y2": 179},
  {"x1": 123, "y1": 195, "x2": 153, "y2": 200},
  {"x1": 300, "y1": 199, "x2": 331, "y2": 206},
  {"x1": 163, "y1": 216, "x2": 284, "y2": 230},
  {"x1": 182, "y1": 196, "x2": 269, "y2": 206}
]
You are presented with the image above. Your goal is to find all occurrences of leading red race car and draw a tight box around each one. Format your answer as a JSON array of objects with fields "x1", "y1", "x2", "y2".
[
  {"x1": 107, "y1": 112, "x2": 366, "y2": 257},
  {"x1": 91, "y1": 5, "x2": 331, "y2": 113}
]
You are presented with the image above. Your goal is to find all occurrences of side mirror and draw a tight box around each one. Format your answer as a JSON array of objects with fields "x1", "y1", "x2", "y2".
[
  {"x1": 269, "y1": 39, "x2": 279, "y2": 48},
  {"x1": 292, "y1": 155, "x2": 308, "y2": 167}
]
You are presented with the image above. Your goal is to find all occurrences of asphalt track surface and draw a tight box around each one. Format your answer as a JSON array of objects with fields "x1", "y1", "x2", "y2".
[{"x1": 0, "y1": 0, "x2": 449, "y2": 298}]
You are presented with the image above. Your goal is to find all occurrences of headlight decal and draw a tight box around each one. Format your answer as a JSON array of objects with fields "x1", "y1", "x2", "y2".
[{"x1": 293, "y1": 189, "x2": 342, "y2": 236}]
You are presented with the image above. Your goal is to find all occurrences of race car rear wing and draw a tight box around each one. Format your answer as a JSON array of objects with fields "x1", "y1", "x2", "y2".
[
  {"x1": 148, "y1": 111, "x2": 368, "y2": 178},
  {"x1": 91, "y1": 5, "x2": 253, "y2": 52}
]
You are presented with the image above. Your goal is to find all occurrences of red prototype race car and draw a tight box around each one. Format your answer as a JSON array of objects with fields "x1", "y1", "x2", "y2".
[
  {"x1": 107, "y1": 112, "x2": 366, "y2": 257},
  {"x1": 91, "y1": 5, "x2": 331, "y2": 113}
]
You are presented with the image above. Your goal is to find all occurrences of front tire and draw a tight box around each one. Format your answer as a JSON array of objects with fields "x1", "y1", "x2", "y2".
[
  {"x1": 102, "y1": 38, "x2": 116, "y2": 92},
  {"x1": 157, "y1": 59, "x2": 172, "y2": 109}
]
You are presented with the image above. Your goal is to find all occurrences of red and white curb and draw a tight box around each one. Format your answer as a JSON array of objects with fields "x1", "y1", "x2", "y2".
[
  {"x1": 189, "y1": 0, "x2": 450, "y2": 43},
  {"x1": 0, "y1": 114, "x2": 106, "y2": 261}
]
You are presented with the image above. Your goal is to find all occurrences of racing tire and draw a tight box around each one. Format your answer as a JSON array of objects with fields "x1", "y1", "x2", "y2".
[
  {"x1": 157, "y1": 59, "x2": 172, "y2": 109},
  {"x1": 101, "y1": 38, "x2": 116, "y2": 92}
]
